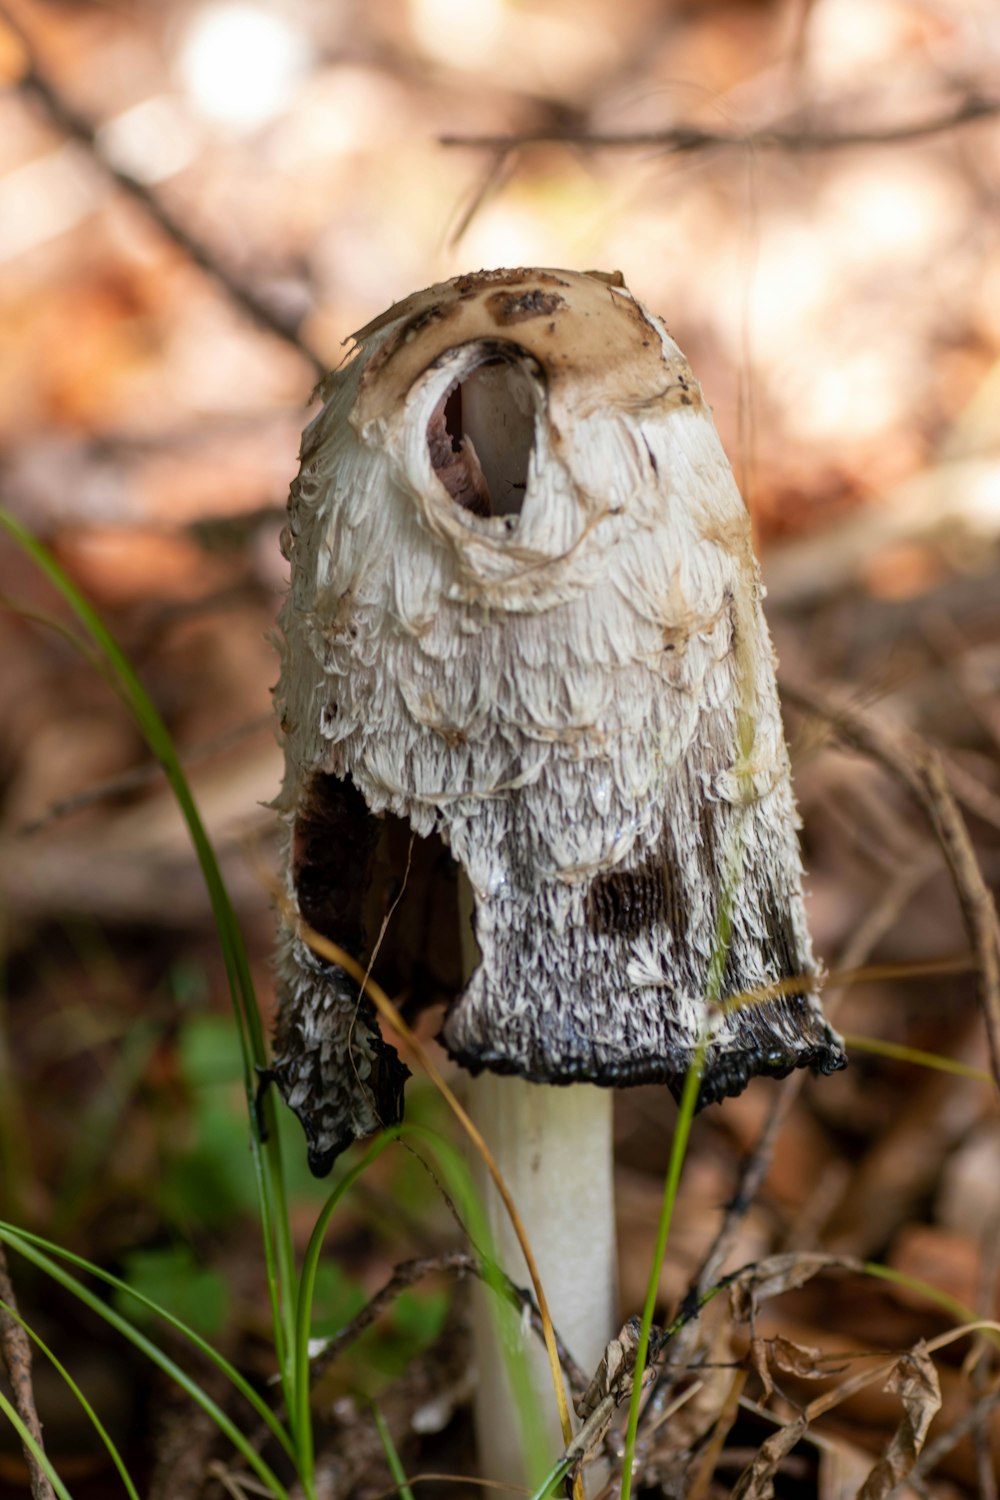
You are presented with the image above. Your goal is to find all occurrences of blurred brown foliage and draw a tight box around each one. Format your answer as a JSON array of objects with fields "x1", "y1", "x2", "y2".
[{"x1": 0, "y1": 0, "x2": 999, "y2": 1495}]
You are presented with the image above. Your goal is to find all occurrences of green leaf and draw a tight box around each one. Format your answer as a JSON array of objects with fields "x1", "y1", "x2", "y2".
[
  {"x1": 0, "y1": 1388, "x2": 75, "y2": 1500},
  {"x1": 0, "y1": 1223, "x2": 294, "y2": 1491},
  {"x1": 0, "y1": 1294, "x2": 141, "y2": 1500},
  {"x1": 372, "y1": 1402, "x2": 416, "y2": 1500},
  {"x1": 115, "y1": 1246, "x2": 229, "y2": 1338},
  {"x1": 391, "y1": 1287, "x2": 450, "y2": 1347},
  {"x1": 179, "y1": 1014, "x2": 245, "y2": 1089},
  {"x1": 308, "y1": 1262, "x2": 368, "y2": 1339}
]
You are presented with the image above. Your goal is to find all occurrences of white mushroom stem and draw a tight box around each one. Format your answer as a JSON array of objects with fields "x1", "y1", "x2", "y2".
[
  {"x1": 466, "y1": 1073, "x2": 617, "y2": 1489},
  {"x1": 459, "y1": 875, "x2": 617, "y2": 1489}
]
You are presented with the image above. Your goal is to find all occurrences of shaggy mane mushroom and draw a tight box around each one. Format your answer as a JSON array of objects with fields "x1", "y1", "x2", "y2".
[{"x1": 267, "y1": 266, "x2": 846, "y2": 1487}]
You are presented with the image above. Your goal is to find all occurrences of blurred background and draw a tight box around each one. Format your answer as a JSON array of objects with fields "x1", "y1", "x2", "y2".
[{"x1": 1, "y1": 0, "x2": 999, "y2": 1494}]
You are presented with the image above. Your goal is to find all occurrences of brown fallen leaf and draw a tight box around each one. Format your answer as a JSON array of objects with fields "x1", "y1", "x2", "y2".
[
  {"x1": 730, "y1": 1414, "x2": 809, "y2": 1500},
  {"x1": 729, "y1": 1253, "x2": 864, "y2": 1324},
  {"x1": 855, "y1": 1342, "x2": 942, "y2": 1499},
  {"x1": 750, "y1": 1333, "x2": 773, "y2": 1403},
  {"x1": 769, "y1": 1334, "x2": 849, "y2": 1383}
]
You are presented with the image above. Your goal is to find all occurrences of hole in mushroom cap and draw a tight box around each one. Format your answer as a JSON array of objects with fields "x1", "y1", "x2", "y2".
[{"x1": 427, "y1": 351, "x2": 537, "y2": 523}]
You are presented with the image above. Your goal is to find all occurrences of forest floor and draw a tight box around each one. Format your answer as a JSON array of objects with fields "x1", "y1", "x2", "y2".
[{"x1": 1, "y1": 0, "x2": 999, "y2": 1495}]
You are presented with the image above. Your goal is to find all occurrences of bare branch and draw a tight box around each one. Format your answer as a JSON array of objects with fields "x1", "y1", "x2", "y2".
[
  {"x1": 18, "y1": 713, "x2": 273, "y2": 837},
  {"x1": 309, "y1": 1250, "x2": 590, "y2": 1398},
  {"x1": 781, "y1": 679, "x2": 1000, "y2": 1092},
  {"x1": 0, "y1": 4, "x2": 326, "y2": 377},
  {"x1": 0, "y1": 1244, "x2": 55, "y2": 1500},
  {"x1": 441, "y1": 92, "x2": 999, "y2": 155}
]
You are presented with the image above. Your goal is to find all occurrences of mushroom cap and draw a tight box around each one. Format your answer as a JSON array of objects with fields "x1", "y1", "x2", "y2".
[
  {"x1": 272, "y1": 268, "x2": 845, "y2": 1172},
  {"x1": 349, "y1": 267, "x2": 685, "y2": 430}
]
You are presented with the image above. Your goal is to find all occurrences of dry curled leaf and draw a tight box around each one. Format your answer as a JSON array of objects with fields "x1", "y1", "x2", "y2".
[
  {"x1": 729, "y1": 1253, "x2": 863, "y2": 1324},
  {"x1": 749, "y1": 1332, "x2": 842, "y2": 1404},
  {"x1": 750, "y1": 1333, "x2": 773, "y2": 1403},
  {"x1": 771, "y1": 1334, "x2": 849, "y2": 1383},
  {"x1": 730, "y1": 1414, "x2": 809, "y2": 1500},
  {"x1": 575, "y1": 1315, "x2": 642, "y2": 1420},
  {"x1": 855, "y1": 1342, "x2": 941, "y2": 1500}
]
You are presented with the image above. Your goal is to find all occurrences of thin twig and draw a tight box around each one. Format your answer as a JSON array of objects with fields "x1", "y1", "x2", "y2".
[
  {"x1": 781, "y1": 678, "x2": 1000, "y2": 1091},
  {"x1": 971, "y1": 1212, "x2": 1000, "y2": 1500},
  {"x1": 447, "y1": 149, "x2": 514, "y2": 248},
  {"x1": 309, "y1": 1249, "x2": 590, "y2": 1398},
  {"x1": 939, "y1": 752, "x2": 1000, "y2": 837},
  {"x1": 18, "y1": 713, "x2": 273, "y2": 836},
  {"x1": 441, "y1": 91, "x2": 1000, "y2": 154},
  {"x1": 922, "y1": 611, "x2": 1000, "y2": 760},
  {"x1": 0, "y1": 1243, "x2": 56, "y2": 1500},
  {"x1": 0, "y1": 4, "x2": 326, "y2": 377}
]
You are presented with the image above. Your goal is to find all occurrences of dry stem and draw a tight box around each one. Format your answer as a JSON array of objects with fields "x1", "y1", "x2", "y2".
[
  {"x1": 308, "y1": 1250, "x2": 589, "y2": 1399},
  {"x1": 781, "y1": 678, "x2": 1000, "y2": 1091},
  {"x1": 0, "y1": 1242, "x2": 55, "y2": 1500},
  {"x1": 0, "y1": 3, "x2": 325, "y2": 376},
  {"x1": 441, "y1": 92, "x2": 999, "y2": 154}
]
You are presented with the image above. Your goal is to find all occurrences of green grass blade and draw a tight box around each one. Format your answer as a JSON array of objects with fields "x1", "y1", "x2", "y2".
[
  {"x1": 529, "y1": 1455, "x2": 575, "y2": 1500},
  {"x1": 372, "y1": 1402, "x2": 417, "y2": 1500},
  {"x1": 618, "y1": 1047, "x2": 703, "y2": 1500},
  {"x1": 0, "y1": 1388, "x2": 74, "y2": 1500},
  {"x1": 0, "y1": 511, "x2": 297, "y2": 1411},
  {"x1": 0, "y1": 1225, "x2": 295, "y2": 1470},
  {"x1": 292, "y1": 1130, "x2": 399, "y2": 1482},
  {"x1": 402, "y1": 1122, "x2": 550, "y2": 1484},
  {"x1": 0, "y1": 593, "x2": 109, "y2": 679},
  {"x1": 2, "y1": 1238, "x2": 291, "y2": 1498},
  {"x1": 617, "y1": 706, "x2": 747, "y2": 1499},
  {"x1": 54, "y1": 1019, "x2": 162, "y2": 1237},
  {"x1": 614, "y1": 687, "x2": 755, "y2": 1494},
  {"x1": 862, "y1": 1261, "x2": 985, "y2": 1331},
  {"x1": 843, "y1": 1032, "x2": 992, "y2": 1083},
  {"x1": 0, "y1": 1296, "x2": 140, "y2": 1500}
]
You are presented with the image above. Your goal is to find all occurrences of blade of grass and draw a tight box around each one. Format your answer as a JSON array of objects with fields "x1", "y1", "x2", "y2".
[
  {"x1": 0, "y1": 1296, "x2": 140, "y2": 1500},
  {"x1": 0, "y1": 1224, "x2": 296, "y2": 1470},
  {"x1": 0, "y1": 512, "x2": 297, "y2": 1413},
  {"x1": 529, "y1": 1456, "x2": 574, "y2": 1500},
  {"x1": 0, "y1": 1388, "x2": 73, "y2": 1500},
  {"x1": 843, "y1": 1033, "x2": 992, "y2": 1083},
  {"x1": 618, "y1": 709, "x2": 749, "y2": 1500},
  {"x1": 1, "y1": 1241, "x2": 292, "y2": 1499},
  {"x1": 618, "y1": 1044, "x2": 704, "y2": 1500},
  {"x1": 293, "y1": 1129, "x2": 399, "y2": 1483},
  {"x1": 0, "y1": 593, "x2": 108, "y2": 679},
  {"x1": 863, "y1": 1260, "x2": 1000, "y2": 1349},
  {"x1": 403, "y1": 1122, "x2": 550, "y2": 1482},
  {"x1": 277, "y1": 905, "x2": 574, "y2": 1465},
  {"x1": 372, "y1": 1403, "x2": 417, "y2": 1500},
  {"x1": 54, "y1": 1019, "x2": 162, "y2": 1236}
]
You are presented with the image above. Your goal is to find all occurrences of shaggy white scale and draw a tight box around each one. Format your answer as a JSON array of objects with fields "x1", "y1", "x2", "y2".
[{"x1": 266, "y1": 266, "x2": 846, "y2": 1176}]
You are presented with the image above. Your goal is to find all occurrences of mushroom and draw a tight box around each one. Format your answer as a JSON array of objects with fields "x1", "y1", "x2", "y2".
[{"x1": 267, "y1": 267, "x2": 846, "y2": 1484}]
